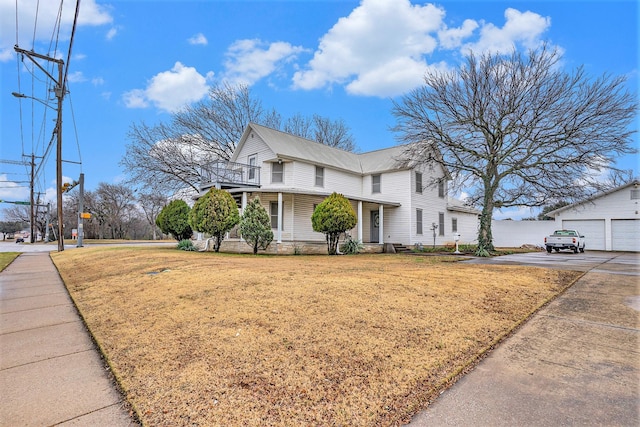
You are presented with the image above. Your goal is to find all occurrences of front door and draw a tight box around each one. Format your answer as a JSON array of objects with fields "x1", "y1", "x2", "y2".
[{"x1": 370, "y1": 210, "x2": 379, "y2": 243}]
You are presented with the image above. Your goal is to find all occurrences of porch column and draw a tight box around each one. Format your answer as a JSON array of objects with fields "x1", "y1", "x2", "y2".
[
  {"x1": 357, "y1": 200, "x2": 363, "y2": 242},
  {"x1": 378, "y1": 204, "x2": 384, "y2": 245},
  {"x1": 240, "y1": 192, "x2": 248, "y2": 241},
  {"x1": 277, "y1": 192, "x2": 283, "y2": 243}
]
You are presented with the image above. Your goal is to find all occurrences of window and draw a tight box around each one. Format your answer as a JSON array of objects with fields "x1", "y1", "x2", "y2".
[
  {"x1": 631, "y1": 189, "x2": 640, "y2": 200},
  {"x1": 248, "y1": 155, "x2": 257, "y2": 181},
  {"x1": 272, "y1": 162, "x2": 283, "y2": 183},
  {"x1": 270, "y1": 202, "x2": 283, "y2": 229},
  {"x1": 438, "y1": 179, "x2": 445, "y2": 198},
  {"x1": 372, "y1": 174, "x2": 381, "y2": 193},
  {"x1": 452, "y1": 217, "x2": 458, "y2": 233},
  {"x1": 416, "y1": 209, "x2": 423, "y2": 235},
  {"x1": 315, "y1": 166, "x2": 324, "y2": 187},
  {"x1": 438, "y1": 212, "x2": 445, "y2": 236},
  {"x1": 415, "y1": 172, "x2": 422, "y2": 194}
]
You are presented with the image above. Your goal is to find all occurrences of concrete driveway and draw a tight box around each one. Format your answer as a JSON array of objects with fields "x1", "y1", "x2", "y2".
[{"x1": 408, "y1": 250, "x2": 639, "y2": 426}]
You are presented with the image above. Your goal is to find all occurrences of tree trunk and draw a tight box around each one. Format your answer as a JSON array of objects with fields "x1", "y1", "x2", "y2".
[
  {"x1": 214, "y1": 234, "x2": 222, "y2": 252},
  {"x1": 253, "y1": 241, "x2": 258, "y2": 255},
  {"x1": 477, "y1": 187, "x2": 495, "y2": 256},
  {"x1": 327, "y1": 232, "x2": 340, "y2": 255}
]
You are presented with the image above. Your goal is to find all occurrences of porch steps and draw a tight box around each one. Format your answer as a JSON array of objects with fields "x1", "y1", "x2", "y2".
[{"x1": 392, "y1": 243, "x2": 412, "y2": 253}]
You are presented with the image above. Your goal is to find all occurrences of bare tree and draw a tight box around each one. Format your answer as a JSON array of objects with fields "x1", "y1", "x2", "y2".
[
  {"x1": 2, "y1": 204, "x2": 49, "y2": 240},
  {"x1": 93, "y1": 183, "x2": 137, "y2": 239},
  {"x1": 312, "y1": 115, "x2": 356, "y2": 152},
  {"x1": 138, "y1": 191, "x2": 167, "y2": 240},
  {"x1": 283, "y1": 113, "x2": 313, "y2": 139},
  {"x1": 122, "y1": 83, "x2": 356, "y2": 194},
  {"x1": 393, "y1": 45, "x2": 637, "y2": 255}
]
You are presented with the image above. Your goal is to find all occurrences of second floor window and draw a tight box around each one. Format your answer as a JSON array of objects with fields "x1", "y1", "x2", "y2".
[
  {"x1": 415, "y1": 172, "x2": 422, "y2": 194},
  {"x1": 248, "y1": 155, "x2": 257, "y2": 181},
  {"x1": 315, "y1": 166, "x2": 324, "y2": 187},
  {"x1": 438, "y1": 179, "x2": 445, "y2": 198},
  {"x1": 272, "y1": 162, "x2": 283, "y2": 183},
  {"x1": 372, "y1": 174, "x2": 381, "y2": 193}
]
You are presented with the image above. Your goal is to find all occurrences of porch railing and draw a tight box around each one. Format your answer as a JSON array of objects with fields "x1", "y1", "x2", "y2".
[{"x1": 200, "y1": 160, "x2": 260, "y2": 189}]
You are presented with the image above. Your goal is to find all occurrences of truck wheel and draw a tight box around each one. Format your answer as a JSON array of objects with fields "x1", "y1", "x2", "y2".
[
  {"x1": 554, "y1": 248, "x2": 560, "y2": 252},
  {"x1": 573, "y1": 246, "x2": 579, "y2": 254},
  {"x1": 546, "y1": 246, "x2": 552, "y2": 253},
  {"x1": 580, "y1": 246, "x2": 585, "y2": 253}
]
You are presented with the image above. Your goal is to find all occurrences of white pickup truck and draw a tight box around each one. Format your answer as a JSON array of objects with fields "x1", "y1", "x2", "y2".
[{"x1": 544, "y1": 229, "x2": 585, "y2": 253}]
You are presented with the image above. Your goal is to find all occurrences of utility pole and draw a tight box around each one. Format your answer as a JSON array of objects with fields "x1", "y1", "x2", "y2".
[
  {"x1": 30, "y1": 154, "x2": 35, "y2": 243},
  {"x1": 15, "y1": 46, "x2": 66, "y2": 251},
  {"x1": 77, "y1": 173, "x2": 84, "y2": 247}
]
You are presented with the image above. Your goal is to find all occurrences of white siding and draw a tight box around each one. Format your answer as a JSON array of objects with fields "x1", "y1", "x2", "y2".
[
  {"x1": 554, "y1": 186, "x2": 639, "y2": 251},
  {"x1": 291, "y1": 162, "x2": 362, "y2": 197},
  {"x1": 410, "y1": 165, "x2": 449, "y2": 246},
  {"x1": 453, "y1": 212, "x2": 479, "y2": 246}
]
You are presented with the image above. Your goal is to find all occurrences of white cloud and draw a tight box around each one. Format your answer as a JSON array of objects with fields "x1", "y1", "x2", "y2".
[
  {"x1": 0, "y1": 174, "x2": 29, "y2": 201},
  {"x1": 106, "y1": 27, "x2": 118, "y2": 41},
  {"x1": 122, "y1": 89, "x2": 149, "y2": 109},
  {"x1": 292, "y1": 0, "x2": 444, "y2": 97},
  {"x1": 438, "y1": 19, "x2": 479, "y2": 49},
  {"x1": 67, "y1": 71, "x2": 87, "y2": 83},
  {"x1": 463, "y1": 8, "x2": 550, "y2": 54},
  {"x1": 0, "y1": 47, "x2": 12, "y2": 62},
  {"x1": 92, "y1": 77, "x2": 105, "y2": 86},
  {"x1": 0, "y1": 0, "x2": 112, "y2": 59},
  {"x1": 123, "y1": 62, "x2": 213, "y2": 112},
  {"x1": 188, "y1": 33, "x2": 208, "y2": 46},
  {"x1": 223, "y1": 39, "x2": 305, "y2": 86}
]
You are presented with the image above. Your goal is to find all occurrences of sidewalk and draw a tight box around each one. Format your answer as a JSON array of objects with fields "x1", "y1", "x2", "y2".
[
  {"x1": 407, "y1": 253, "x2": 639, "y2": 426},
  {"x1": 0, "y1": 252, "x2": 137, "y2": 426}
]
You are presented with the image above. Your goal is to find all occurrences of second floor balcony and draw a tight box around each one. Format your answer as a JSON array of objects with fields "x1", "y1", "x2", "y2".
[{"x1": 200, "y1": 160, "x2": 261, "y2": 190}]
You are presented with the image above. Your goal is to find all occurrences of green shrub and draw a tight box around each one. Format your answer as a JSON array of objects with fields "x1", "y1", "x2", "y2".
[
  {"x1": 189, "y1": 188, "x2": 240, "y2": 252},
  {"x1": 239, "y1": 197, "x2": 273, "y2": 254},
  {"x1": 340, "y1": 235, "x2": 363, "y2": 255},
  {"x1": 312, "y1": 193, "x2": 357, "y2": 255},
  {"x1": 177, "y1": 239, "x2": 196, "y2": 251},
  {"x1": 156, "y1": 200, "x2": 192, "y2": 241}
]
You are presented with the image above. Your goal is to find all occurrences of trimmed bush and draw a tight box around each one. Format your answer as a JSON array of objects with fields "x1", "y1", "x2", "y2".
[
  {"x1": 156, "y1": 200, "x2": 192, "y2": 241},
  {"x1": 239, "y1": 197, "x2": 273, "y2": 254},
  {"x1": 189, "y1": 188, "x2": 240, "y2": 252},
  {"x1": 312, "y1": 192, "x2": 357, "y2": 255}
]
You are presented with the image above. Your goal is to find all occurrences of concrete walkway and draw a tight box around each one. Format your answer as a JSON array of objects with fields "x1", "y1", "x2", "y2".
[
  {"x1": 407, "y1": 252, "x2": 639, "y2": 426},
  {"x1": 0, "y1": 252, "x2": 137, "y2": 426}
]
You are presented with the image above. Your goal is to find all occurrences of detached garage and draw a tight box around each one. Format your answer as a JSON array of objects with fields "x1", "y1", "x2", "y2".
[{"x1": 548, "y1": 180, "x2": 640, "y2": 252}]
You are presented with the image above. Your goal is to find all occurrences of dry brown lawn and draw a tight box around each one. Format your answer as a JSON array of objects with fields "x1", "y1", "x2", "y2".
[{"x1": 51, "y1": 247, "x2": 580, "y2": 426}]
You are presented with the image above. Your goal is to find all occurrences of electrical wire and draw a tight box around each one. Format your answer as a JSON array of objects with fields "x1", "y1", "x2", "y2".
[
  {"x1": 63, "y1": 0, "x2": 81, "y2": 93},
  {"x1": 31, "y1": 0, "x2": 40, "y2": 50},
  {"x1": 67, "y1": 93, "x2": 83, "y2": 173}
]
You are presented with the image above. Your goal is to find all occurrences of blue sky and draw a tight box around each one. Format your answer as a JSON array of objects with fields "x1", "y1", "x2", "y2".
[{"x1": 1, "y1": 0, "x2": 638, "y2": 220}]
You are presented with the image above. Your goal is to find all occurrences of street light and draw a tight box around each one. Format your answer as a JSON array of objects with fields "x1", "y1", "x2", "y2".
[{"x1": 12, "y1": 92, "x2": 55, "y2": 109}]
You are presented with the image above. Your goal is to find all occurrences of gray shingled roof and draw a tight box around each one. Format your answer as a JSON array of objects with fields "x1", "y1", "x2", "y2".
[{"x1": 246, "y1": 123, "x2": 409, "y2": 175}]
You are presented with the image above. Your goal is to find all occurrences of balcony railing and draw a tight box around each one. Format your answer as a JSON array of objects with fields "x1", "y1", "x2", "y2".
[{"x1": 200, "y1": 160, "x2": 260, "y2": 189}]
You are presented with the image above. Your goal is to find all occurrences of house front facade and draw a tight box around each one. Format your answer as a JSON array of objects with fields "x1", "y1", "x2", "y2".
[{"x1": 196, "y1": 123, "x2": 479, "y2": 254}]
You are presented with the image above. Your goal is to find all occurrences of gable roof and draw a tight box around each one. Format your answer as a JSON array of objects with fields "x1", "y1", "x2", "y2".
[
  {"x1": 232, "y1": 123, "x2": 410, "y2": 175},
  {"x1": 547, "y1": 180, "x2": 640, "y2": 217}
]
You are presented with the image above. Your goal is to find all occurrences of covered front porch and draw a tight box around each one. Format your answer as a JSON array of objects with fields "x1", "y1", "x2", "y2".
[{"x1": 227, "y1": 188, "x2": 401, "y2": 245}]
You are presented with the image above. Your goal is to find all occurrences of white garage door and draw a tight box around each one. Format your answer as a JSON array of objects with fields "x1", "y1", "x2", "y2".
[
  {"x1": 562, "y1": 219, "x2": 606, "y2": 251},
  {"x1": 612, "y1": 219, "x2": 640, "y2": 252}
]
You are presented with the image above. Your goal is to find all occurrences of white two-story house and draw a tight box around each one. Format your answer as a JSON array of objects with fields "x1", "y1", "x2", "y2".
[{"x1": 196, "y1": 123, "x2": 479, "y2": 254}]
